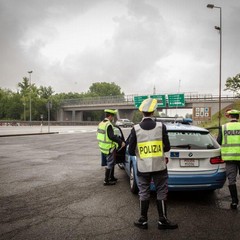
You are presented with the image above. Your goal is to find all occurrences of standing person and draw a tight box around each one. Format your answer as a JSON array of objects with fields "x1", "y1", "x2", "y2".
[
  {"x1": 97, "y1": 109, "x2": 125, "y2": 186},
  {"x1": 128, "y1": 98, "x2": 178, "y2": 230},
  {"x1": 217, "y1": 109, "x2": 240, "y2": 209}
]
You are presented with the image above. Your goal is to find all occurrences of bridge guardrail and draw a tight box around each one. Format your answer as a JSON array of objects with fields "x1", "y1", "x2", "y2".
[{"x1": 61, "y1": 94, "x2": 238, "y2": 106}]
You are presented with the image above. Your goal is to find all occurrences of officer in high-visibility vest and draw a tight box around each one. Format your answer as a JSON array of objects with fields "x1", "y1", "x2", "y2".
[
  {"x1": 128, "y1": 98, "x2": 178, "y2": 230},
  {"x1": 217, "y1": 109, "x2": 240, "y2": 209},
  {"x1": 97, "y1": 109, "x2": 125, "y2": 186}
]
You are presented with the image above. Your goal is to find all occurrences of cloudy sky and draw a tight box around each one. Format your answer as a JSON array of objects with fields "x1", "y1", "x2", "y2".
[{"x1": 0, "y1": 0, "x2": 239, "y2": 97}]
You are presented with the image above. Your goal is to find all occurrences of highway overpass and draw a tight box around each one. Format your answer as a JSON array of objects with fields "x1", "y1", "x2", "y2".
[{"x1": 58, "y1": 93, "x2": 237, "y2": 124}]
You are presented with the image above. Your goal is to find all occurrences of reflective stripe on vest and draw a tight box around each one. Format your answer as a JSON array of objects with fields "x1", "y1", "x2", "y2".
[
  {"x1": 221, "y1": 122, "x2": 240, "y2": 161},
  {"x1": 135, "y1": 122, "x2": 166, "y2": 172},
  {"x1": 97, "y1": 120, "x2": 116, "y2": 154}
]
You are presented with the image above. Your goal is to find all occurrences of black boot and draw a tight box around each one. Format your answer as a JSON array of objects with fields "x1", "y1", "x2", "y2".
[
  {"x1": 104, "y1": 169, "x2": 116, "y2": 186},
  {"x1": 134, "y1": 200, "x2": 149, "y2": 229},
  {"x1": 157, "y1": 200, "x2": 178, "y2": 230},
  {"x1": 229, "y1": 184, "x2": 239, "y2": 210},
  {"x1": 110, "y1": 166, "x2": 118, "y2": 182}
]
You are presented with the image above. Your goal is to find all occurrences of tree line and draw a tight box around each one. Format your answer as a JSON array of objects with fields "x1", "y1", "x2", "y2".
[
  {"x1": 0, "y1": 80, "x2": 124, "y2": 121},
  {"x1": 0, "y1": 73, "x2": 239, "y2": 121}
]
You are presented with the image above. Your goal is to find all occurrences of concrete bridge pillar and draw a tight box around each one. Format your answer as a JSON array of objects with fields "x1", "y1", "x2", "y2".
[
  {"x1": 75, "y1": 111, "x2": 83, "y2": 121},
  {"x1": 59, "y1": 109, "x2": 64, "y2": 121},
  {"x1": 72, "y1": 110, "x2": 76, "y2": 121}
]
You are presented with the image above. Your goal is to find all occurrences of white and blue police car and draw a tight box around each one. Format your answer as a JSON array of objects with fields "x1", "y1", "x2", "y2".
[{"x1": 121, "y1": 118, "x2": 226, "y2": 193}]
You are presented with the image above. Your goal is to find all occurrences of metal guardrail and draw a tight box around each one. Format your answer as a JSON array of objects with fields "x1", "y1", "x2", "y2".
[
  {"x1": 61, "y1": 93, "x2": 238, "y2": 106},
  {"x1": 61, "y1": 95, "x2": 131, "y2": 106},
  {"x1": 0, "y1": 121, "x2": 99, "y2": 126}
]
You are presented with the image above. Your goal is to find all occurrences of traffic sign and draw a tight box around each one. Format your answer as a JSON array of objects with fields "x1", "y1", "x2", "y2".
[
  {"x1": 193, "y1": 107, "x2": 211, "y2": 121},
  {"x1": 168, "y1": 94, "x2": 185, "y2": 107},
  {"x1": 150, "y1": 94, "x2": 166, "y2": 107},
  {"x1": 134, "y1": 95, "x2": 148, "y2": 107}
]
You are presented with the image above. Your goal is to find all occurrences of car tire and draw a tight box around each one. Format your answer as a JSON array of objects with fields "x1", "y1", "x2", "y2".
[{"x1": 130, "y1": 164, "x2": 139, "y2": 194}]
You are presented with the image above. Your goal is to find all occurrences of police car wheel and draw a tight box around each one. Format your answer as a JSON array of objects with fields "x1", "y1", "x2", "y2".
[{"x1": 130, "y1": 164, "x2": 138, "y2": 194}]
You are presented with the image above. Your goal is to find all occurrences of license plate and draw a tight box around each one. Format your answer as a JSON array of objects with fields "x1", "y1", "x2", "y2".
[{"x1": 180, "y1": 159, "x2": 199, "y2": 167}]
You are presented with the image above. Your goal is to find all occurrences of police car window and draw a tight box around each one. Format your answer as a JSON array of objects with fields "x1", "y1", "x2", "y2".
[
  {"x1": 168, "y1": 131, "x2": 218, "y2": 149},
  {"x1": 114, "y1": 126, "x2": 124, "y2": 140}
]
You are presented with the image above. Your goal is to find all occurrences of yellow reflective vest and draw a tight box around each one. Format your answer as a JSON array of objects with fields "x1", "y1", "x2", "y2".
[
  {"x1": 135, "y1": 122, "x2": 166, "y2": 172},
  {"x1": 97, "y1": 119, "x2": 118, "y2": 154},
  {"x1": 221, "y1": 122, "x2": 240, "y2": 161}
]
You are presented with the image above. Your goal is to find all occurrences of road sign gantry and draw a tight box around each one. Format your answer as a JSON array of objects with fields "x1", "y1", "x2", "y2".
[{"x1": 134, "y1": 94, "x2": 185, "y2": 108}]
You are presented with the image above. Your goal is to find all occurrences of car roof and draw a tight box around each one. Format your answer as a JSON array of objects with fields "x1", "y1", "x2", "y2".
[
  {"x1": 165, "y1": 122, "x2": 209, "y2": 133},
  {"x1": 155, "y1": 117, "x2": 209, "y2": 133}
]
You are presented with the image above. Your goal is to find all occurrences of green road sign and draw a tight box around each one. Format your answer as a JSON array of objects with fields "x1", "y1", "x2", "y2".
[
  {"x1": 150, "y1": 94, "x2": 166, "y2": 107},
  {"x1": 168, "y1": 94, "x2": 185, "y2": 107},
  {"x1": 134, "y1": 95, "x2": 148, "y2": 107}
]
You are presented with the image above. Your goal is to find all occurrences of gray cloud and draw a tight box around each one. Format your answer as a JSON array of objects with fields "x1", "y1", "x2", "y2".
[{"x1": 0, "y1": 0, "x2": 239, "y2": 97}]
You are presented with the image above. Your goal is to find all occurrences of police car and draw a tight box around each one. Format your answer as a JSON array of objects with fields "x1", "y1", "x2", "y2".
[{"x1": 119, "y1": 118, "x2": 226, "y2": 193}]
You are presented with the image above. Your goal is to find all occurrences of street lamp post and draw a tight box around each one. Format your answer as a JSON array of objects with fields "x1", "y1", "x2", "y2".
[
  {"x1": 28, "y1": 71, "x2": 33, "y2": 125},
  {"x1": 207, "y1": 4, "x2": 222, "y2": 129}
]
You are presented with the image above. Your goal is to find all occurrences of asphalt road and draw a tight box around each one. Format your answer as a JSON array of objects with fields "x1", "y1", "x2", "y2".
[{"x1": 0, "y1": 126, "x2": 240, "y2": 240}]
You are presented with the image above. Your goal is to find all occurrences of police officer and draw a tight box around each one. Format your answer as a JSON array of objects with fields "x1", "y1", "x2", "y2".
[
  {"x1": 128, "y1": 98, "x2": 178, "y2": 230},
  {"x1": 97, "y1": 109, "x2": 125, "y2": 186},
  {"x1": 217, "y1": 109, "x2": 240, "y2": 209}
]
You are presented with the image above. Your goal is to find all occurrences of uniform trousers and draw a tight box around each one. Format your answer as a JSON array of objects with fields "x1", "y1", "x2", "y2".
[
  {"x1": 137, "y1": 169, "x2": 168, "y2": 201},
  {"x1": 226, "y1": 161, "x2": 240, "y2": 185},
  {"x1": 101, "y1": 153, "x2": 107, "y2": 166},
  {"x1": 102, "y1": 149, "x2": 116, "y2": 170}
]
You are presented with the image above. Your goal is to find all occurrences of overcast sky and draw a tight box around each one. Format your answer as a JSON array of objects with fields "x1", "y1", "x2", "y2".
[{"x1": 0, "y1": 0, "x2": 239, "y2": 97}]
